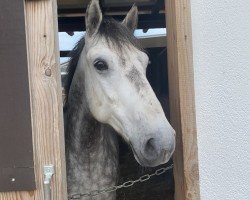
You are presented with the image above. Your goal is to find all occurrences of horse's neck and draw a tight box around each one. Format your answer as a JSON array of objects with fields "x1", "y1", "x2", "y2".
[{"x1": 65, "y1": 69, "x2": 118, "y2": 199}]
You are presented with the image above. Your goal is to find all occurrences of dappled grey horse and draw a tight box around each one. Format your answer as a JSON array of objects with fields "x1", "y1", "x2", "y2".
[{"x1": 64, "y1": 0, "x2": 176, "y2": 199}]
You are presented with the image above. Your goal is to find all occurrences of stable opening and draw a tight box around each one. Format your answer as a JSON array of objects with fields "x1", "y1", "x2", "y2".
[{"x1": 58, "y1": 1, "x2": 175, "y2": 199}]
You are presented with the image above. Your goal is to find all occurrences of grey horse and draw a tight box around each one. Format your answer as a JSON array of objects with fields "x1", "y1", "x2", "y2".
[{"x1": 64, "y1": 0, "x2": 176, "y2": 199}]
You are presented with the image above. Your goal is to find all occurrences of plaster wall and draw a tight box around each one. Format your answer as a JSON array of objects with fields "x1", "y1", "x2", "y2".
[{"x1": 191, "y1": 0, "x2": 250, "y2": 199}]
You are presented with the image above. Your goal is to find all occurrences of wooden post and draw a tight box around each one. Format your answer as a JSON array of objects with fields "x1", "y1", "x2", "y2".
[
  {"x1": 165, "y1": 0, "x2": 200, "y2": 199},
  {"x1": 0, "y1": 0, "x2": 67, "y2": 199}
]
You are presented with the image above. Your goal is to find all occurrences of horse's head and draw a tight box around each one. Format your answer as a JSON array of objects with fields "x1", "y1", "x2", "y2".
[{"x1": 81, "y1": 0, "x2": 175, "y2": 167}]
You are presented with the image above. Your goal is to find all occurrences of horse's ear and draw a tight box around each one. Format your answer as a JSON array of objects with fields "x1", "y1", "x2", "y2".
[
  {"x1": 85, "y1": 0, "x2": 102, "y2": 37},
  {"x1": 122, "y1": 4, "x2": 138, "y2": 32}
]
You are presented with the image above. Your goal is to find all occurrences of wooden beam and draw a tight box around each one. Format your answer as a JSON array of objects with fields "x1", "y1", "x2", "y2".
[
  {"x1": 140, "y1": 35, "x2": 167, "y2": 48},
  {"x1": 57, "y1": 0, "x2": 89, "y2": 9},
  {"x1": 25, "y1": 0, "x2": 67, "y2": 198},
  {"x1": 57, "y1": 0, "x2": 156, "y2": 9},
  {"x1": 165, "y1": 0, "x2": 200, "y2": 199},
  {"x1": 59, "y1": 36, "x2": 167, "y2": 58},
  {"x1": 0, "y1": 0, "x2": 67, "y2": 199},
  {"x1": 58, "y1": 13, "x2": 166, "y2": 32}
]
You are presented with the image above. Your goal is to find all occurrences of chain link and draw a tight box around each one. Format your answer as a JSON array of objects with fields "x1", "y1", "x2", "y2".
[{"x1": 69, "y1": 164, "x2": 173, "y2": 199}]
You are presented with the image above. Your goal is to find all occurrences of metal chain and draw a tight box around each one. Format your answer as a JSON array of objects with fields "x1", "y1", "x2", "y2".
[{"x1": 69, "y1": 164, "x2": 173, "y2": 199}]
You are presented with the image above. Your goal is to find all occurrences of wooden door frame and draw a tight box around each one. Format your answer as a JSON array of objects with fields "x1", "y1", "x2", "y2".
[
  {"x1": 165, "y1": 0, "x2": 200, "y2": 199},
  {"x1": 0, "y1": 0, "x2": 67, "y2": 199},
  {"x1": 0, "y1": 0, "x2": 200, "y2": 199}
]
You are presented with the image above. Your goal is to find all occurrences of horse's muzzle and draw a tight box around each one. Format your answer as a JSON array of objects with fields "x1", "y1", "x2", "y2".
[{"x1": 131, "y1": 130, "x2": 176, "y2": 167}]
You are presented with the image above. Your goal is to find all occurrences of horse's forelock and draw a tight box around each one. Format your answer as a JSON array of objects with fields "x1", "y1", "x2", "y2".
[{"x1": 98, "y1": 18, "x2": 143, "y2": 51}]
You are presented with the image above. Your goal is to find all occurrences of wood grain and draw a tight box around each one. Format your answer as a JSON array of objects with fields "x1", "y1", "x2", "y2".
[
  {"x1": 0, "y1": 0, "x2": 67, "y2": 199},
  {"x1": 165, "y1": 0, "x2": 200, "y2": 199}
]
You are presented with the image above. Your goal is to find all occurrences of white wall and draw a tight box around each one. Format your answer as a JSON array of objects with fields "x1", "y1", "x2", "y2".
[{"x1": 191, "y1": 0, "x2": 250, "y2": 199}]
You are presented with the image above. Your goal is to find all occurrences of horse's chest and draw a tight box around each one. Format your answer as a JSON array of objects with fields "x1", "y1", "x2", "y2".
[{"x1": 67, "y1": 132, "x2": 118, "y2": 199}]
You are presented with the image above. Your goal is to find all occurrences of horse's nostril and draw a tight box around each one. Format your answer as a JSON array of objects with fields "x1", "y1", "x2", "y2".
[{"x1": 144, "y1": 138, "x2": 159, "y2": 157}]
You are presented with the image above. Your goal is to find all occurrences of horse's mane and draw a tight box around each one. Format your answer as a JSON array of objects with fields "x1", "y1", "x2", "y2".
[
  {"x1": 65, "y1": 36, "x2": 85, "y2": 96},
  {"x1": 64, "y1": 18, "x2": 144, "y2": 100}
]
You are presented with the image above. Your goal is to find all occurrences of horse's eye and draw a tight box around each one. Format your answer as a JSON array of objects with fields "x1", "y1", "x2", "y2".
[{"x1": 94, "y1": 60, "x2": 108, "y2": 71}]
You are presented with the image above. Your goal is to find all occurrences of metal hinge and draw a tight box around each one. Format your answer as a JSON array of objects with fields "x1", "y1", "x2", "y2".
[{"x1": 43, "y1": 165, "x2": 55, "y2": 200}]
